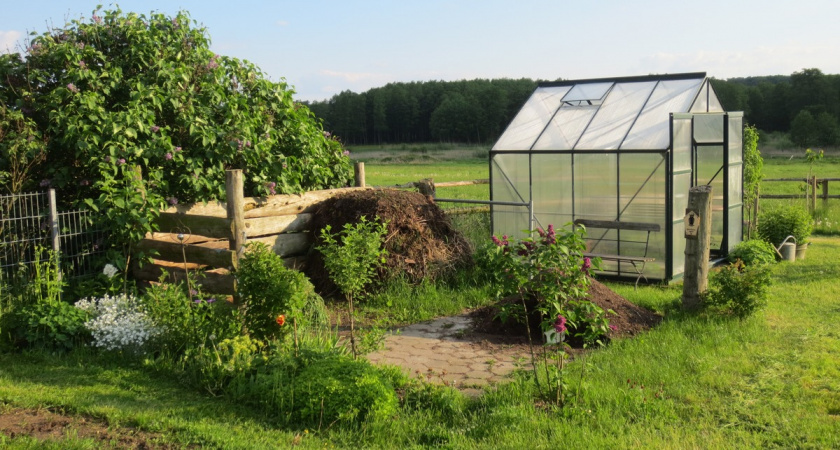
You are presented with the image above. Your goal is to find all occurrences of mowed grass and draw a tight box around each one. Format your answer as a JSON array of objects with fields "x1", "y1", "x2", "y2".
[{"x1": 2, "y1": 238, "x2": 839, "y2": 448}]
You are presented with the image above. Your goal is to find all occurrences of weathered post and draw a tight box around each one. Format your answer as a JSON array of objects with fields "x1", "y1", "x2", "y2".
[
  {"x1": 225, "y1": 169, "x2": 245, "y2": 264},
  {"x1": 47, "y1": 188, "x2": 62, "y2": 284},
  {"x1": 682, "y1": 185, "x2": 713, "y2": 310},
  {"x1": 822, "y1": 179, "x2": 829, "y2": 205},
  {"x1": 354, "y1": 162, "x2": 366, "y2": 188},
  {"x1": 811, "y1": 176, "x2": 818, "y2": 212}
]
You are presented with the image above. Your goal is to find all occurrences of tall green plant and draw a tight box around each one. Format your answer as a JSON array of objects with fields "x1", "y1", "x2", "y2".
[
  {"x1": 317, "y1": 216, "x2": 388, "y2": 359},
  {"x1": 743, "y1": 125, "x2": 763, "y2": 238}
]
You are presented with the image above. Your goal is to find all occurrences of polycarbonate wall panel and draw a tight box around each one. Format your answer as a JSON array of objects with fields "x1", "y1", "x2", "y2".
[
  {"x1": 491, "y1": 154, "x2": 531, "y2": 238},
  {"x1": 672, "y1": 221, "x2": 686, "y2": 277},
  {"x1": 618, "y1": 153, "x2": 666, "y2": 279},
  {"x1": 574, "y1": 153, "x2": 617, "y2": 221},
  {"x1": 533, "y1": 107, "x2": 597, "y2": 150},
  {"x1": 708, "y1": 89, "x2": 724, "y2": 112},
  {"x1": 672, "y1": 116, "x2": 693, "y2": 172},
  {"x1": 493, "y1": 86, "x2": 570, "y2": 151},
  {"x1": 563, "y1": 82, "x2": 613, "y2": 102},
  {"x1": 729, "y1": 164, "x2": 743, "y2": 207},
  {"x1": 673, "y1": 172, "x2": 691, "y2": 220},
  {"x1": 575, "y1": 81, "x2": 657, "y2": 150},
  {"x1": 532, "y1": 154, "x2": 573, "y2": 229},
  {"x1": 690, "y1": 82, "x2": 709, "y2": 112},
  {"x1": 621, "y1": 79, "x2": 703, "y2": 150},
  {"x1": 694, "y1": 114, "x2": 724, "y2": 143},
  {"x1": 729, "y1": 116, "x2": 743, "y2": 163},
  {"x1": 728, "y1": 205, "x2": 742, "y2": 252}
]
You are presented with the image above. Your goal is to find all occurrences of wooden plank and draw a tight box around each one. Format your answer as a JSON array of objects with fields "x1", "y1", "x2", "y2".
[
  {"x1": 144, "y1": 231, "x2": 218, "y2": 245},
  {"x1": 133, "y1": 261, "x2": 235, "y2": 295},
  {"x1": 248, "y1": 233, "x2": 312, "y2": 258},
  {"x1": 245, "y1": 213, "x2": 312, "y2": 237},
  {"x1": 159, "y1": 187, "x2": 371, "y2": 218},
  {"x1": 574, "y1": 219, "x2": 660, "y2": 232},
  {"x1": 764, "y1": 178, "x2": 808, "y2": 182},
  {"x1": 137, "y1": 238, "x2": 238, "y2": 269},
  {"x1": 156, "y1": 213, "x2": 231, "y2": 239}
]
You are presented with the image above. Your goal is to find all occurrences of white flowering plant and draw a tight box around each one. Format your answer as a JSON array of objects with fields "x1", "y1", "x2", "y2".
[{"x1": 75, "y1": 293, "x2": 159, "y2": 353}]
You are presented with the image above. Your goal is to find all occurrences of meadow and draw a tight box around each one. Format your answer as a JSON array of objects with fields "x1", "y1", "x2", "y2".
[{"x1": 1, "y1": 144, "x2": 839, "y2": 448}]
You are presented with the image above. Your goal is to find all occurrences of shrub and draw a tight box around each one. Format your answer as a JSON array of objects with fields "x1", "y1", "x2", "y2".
[
  {"x1": 757, "y1": 205, "x2": 813, "y2": 245},
  {"x1": 141, "y1": 279, "x2": 243, "y2": 356},
  {"x1": 5, "y1": 301, "x2": 91, "y2": 351},
  {"x1": 704, "y1": 261, "x2": 772, "y2": 319},
  {"x1": 182, "y1": 335, "x2": 267, "y2": 396},
  {"x1": 728, "y1": 239, "x2": 777, "y2": 266},
  {"x1": 236, "y1": 242, "x2": 316, "y2": 341}
]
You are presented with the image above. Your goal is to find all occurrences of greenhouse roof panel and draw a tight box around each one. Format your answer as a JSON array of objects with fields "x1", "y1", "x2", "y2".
[
  {"x1": 492, "y1": 86, "x2": 571, "y2": 150},
  {"x1": 494, "y1": 73, "x2": 717, "y2": 152}
]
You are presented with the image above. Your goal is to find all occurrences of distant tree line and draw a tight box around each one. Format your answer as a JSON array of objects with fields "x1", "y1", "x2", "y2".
[{"x1": 306, "y1": 68, "x2": 840, "y2": 148}]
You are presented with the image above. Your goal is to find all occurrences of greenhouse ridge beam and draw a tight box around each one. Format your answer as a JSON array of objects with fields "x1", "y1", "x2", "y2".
[{"x1": 539, "y1": 72, "x2": 708, "y2": 88}]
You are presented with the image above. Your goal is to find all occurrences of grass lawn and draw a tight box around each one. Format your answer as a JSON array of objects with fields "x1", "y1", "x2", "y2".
[{"x1": 2, "y1": 237, "x2": 839, "y2": 448}]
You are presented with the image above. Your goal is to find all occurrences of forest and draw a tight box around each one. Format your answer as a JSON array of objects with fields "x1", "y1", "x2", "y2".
[{"x1": 305, "y1": 68, "x2": 840, "y2": 148}]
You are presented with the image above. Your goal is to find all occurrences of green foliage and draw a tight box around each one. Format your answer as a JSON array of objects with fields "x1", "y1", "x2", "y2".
[
  {"x1": 704, "y1": 261, "x2": 772, "y2": 319},
  {"x1": 0, "y1": 8, "x2": 352, "y2": 263},
  {"x1": 317, "y1": 216, "x2": 389, "y2": 300},
  {"x1": 142, "y1": 277, "x2": 242, "y2": 356},
  {"x1": 236, "y1": 242, "x2": 315, "y2": 341},
  {"x1": 727, "y1": 239, "x2": 777, "y2": 266},
  {"x1": 742, "y1": 125, "x2": 763, "y2": 237},
  {"x1": 0, "y1": 105, "x2": 47, "y2": 194},
  {"x1": 563, "y1": 299, "x2": 615, "y2": 347},
  {"x1": 7, "y1": 301, "x2": 91, "y2": 351},
  {"x1": 182, "y1": 335, "x2": 266, "y2": 396},
  {"x1": 757, "y1": 204, "x2": 813, "y2": 245}
]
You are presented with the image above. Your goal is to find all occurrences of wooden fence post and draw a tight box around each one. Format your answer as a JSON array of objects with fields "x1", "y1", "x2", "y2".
[
  {"x1": 682, "y1": 185, "x2": 713, "y2": 310},
  {"x1": 47, "y1": 188, "x2": 62, "y2": 284},
  {"x1": 823, "y1": 179, "x2": 829, "y2": 205},
  {"x1": 226, "y1": 169, "x2": 245, "y2": 266},
  {"x1": 811, "y1": 176, "x2": 817, "y2": 212},
  {"x1": 354, "y1": 162, "x2": 366, "y2": 188}
]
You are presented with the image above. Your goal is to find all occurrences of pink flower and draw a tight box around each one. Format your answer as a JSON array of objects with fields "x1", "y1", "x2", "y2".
[
  {"x1": 167, "y1": 197, "x2": 178, "y2": 206},
  {"x1": 609, "y1": 324, "x2": 617, "y2": 332},
  {"x1": 150, "y1": 125, "x2": 160, "y2": 132},
  {"x1": 581, "y1": 257, "x2": 591, "y2": 273},
  {"x1": 118, "y1": 158, "x2": 126, "y2": 165},
  {"x1": 165, "y1": 152, "x2": 173, "y2": 160},
  {"x1": 343, "y1": 150, "x2": 350, "y2": 156},
  {"x1": 554, "y1": 315, "x2": 567, "y2": 334},
  {"x1": 174, "y1": 146, "x2": 182, "y2": 152},
  {"x1": 67, "y1": 83, "x2": 79, "y2": 93}
]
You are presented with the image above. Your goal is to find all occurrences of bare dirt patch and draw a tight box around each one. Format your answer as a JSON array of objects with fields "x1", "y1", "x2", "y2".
[{"x1": 0, "y1": 406, "x2": 176, "y2": 448}]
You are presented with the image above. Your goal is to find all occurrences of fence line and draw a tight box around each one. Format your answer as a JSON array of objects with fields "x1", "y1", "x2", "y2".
[
  {"x1": 0, "y1": 189, "x2": 106, "y2": 282},
  {"x1": 762, "y1": 177, "x2": 840, "y2": 211}
]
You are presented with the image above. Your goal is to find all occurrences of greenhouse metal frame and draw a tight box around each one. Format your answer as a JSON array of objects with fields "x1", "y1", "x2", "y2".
[{"x1": 490, "y1": 72, "x2": 743, "y2": 283}]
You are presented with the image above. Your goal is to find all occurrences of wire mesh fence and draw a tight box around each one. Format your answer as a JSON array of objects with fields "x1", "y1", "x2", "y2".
[{"x1": 0, "y1": 190, "x2": 107, "y2": 283}]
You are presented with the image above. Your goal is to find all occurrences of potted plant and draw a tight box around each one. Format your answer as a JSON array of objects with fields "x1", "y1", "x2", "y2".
[{"x1": 757, "y1": 205, "x2": 813, "y2": 259}]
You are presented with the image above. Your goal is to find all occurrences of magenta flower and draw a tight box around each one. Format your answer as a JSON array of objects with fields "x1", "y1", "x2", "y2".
[
  {"x1": 206, "y1": 297, "x2": 216, "y2": 304},
  {"x1": 491, "y1": 235, "x2": 502, "y2": 246},
  {"x1": 609, "y1": 324, "x2": 617, "y2": 332},
  {"x1": 554, "y1": 315, "x2": 567, "y2": 334},
  {"x1": 581, "y1": 256, "x2": 591, "y2": 273}
]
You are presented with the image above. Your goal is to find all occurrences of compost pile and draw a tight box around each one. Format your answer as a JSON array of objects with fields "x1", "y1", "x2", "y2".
[{"x1": 307, "y1": 189, "x2": 471, "y2": 297}]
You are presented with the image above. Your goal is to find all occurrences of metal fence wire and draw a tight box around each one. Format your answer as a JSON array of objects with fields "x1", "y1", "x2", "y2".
[{"x1": 0, "y1": 190, "x2": 107, "y2": 282}]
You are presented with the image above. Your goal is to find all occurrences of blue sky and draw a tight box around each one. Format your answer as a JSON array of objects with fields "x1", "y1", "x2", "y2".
[{"x1": 2, "y1": 1, "x2": 839, "y2": 102}]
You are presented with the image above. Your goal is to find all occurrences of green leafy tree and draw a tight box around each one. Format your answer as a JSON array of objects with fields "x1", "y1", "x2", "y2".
[
  {"x1": 742, "y1": 125, "x2": 763, "y2": 238},
  {"x1": 0, "y1": 8, "x2": 352, "y2": 264},
  {"x1": 316, "y1": 216, "x2": 388, "y2": 358}
]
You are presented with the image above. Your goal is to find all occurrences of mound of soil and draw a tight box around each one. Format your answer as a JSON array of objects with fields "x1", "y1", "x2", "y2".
[
  {"x1": 470, "y1": 278, "x2": 661, "y2": 347},
  {"x1": 306, "y1": 189, "x2": 471, "y2": 297}
]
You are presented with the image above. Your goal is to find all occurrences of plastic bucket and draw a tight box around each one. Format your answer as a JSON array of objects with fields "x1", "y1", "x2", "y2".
[{"x1": 779, "y1": 242, "x2": 796, "y2": 262}]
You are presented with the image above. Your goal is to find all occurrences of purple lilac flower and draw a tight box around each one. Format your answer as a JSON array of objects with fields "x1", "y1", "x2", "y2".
[
  {"x1": 117, "y1": 158, "x2": 126, "y2": 165},
  {"x1": 79, "y1": 60, "x2": 86, "y2": 69},
  {"x1": 581, "y1": 256, "x2": 591, "y2": 273},
  {"x1": 190, "y1": 289, "x2": 198, "y2": 297},
  {"x1": 206, "y1": 297, "x2": 216, "y2": 304},
  {"x1": 39, "y1": 179, "x2": 51, "y2": 187},
  {"x1": 323, "y1": 131, "x2": 331, "y2": 138},
  {"x1": 167, "y1": 197, "x2": 178, "y2": 206},
  {"x1": 150, "y1": 125, "x2": 160, "y2": 133},
  {"x1": 343, "y1": 150, "x2": 350, "y2": 156},
  {"x1": 491, "y1": 235, "x2": 502, "y2": 246},
  {"x1": 67, "y1": 83, "x2": 79, "y2": 93},
  {"x1": 194, "y1": 299, "x2": 202, "y2": 304},
  {"x1": 165, "y1": 152, "x2": 173, "y2": 160},
  {"x1": 265, "y1": 181, "x2": 277, "y2": 195},
  {"x1": 554, "y1": 315, "x2": 567, "y2": 334},
  {"x1": 92, "y1": 14, "x2": 102, "y2": 24}
]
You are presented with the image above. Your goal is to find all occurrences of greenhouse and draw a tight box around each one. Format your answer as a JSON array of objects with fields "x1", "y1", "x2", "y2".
[{"x1": 490, "y1": 72, "x2": 743, "y2": 283}]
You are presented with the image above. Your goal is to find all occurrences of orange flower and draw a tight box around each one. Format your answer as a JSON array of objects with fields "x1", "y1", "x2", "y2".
[{"x1": 276, "y1": 314, "x2": 286, "y2": 326}]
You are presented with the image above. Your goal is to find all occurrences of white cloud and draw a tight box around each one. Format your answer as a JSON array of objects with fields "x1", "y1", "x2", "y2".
[
  {"x1": 638, "y1": 43, "x2": 840, "y2": 78},
  {"x1": 0, "y1": 30, "x2": 22, "y2": 53}
]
